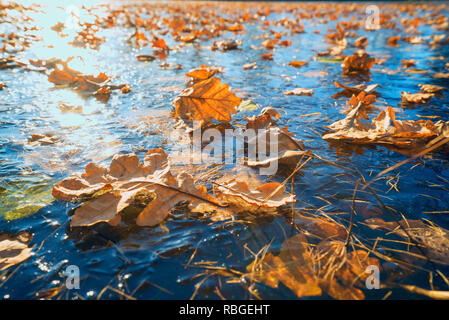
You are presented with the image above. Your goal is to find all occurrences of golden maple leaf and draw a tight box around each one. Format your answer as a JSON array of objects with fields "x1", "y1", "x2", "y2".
[{"x1": 173, "y1": 77, "x2": 241, "y2": 123}]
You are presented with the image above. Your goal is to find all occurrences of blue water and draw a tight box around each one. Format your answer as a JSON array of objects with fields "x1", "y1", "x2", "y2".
[{"x1": 1, "y1": 1, "x2": 449, "y2": 299}]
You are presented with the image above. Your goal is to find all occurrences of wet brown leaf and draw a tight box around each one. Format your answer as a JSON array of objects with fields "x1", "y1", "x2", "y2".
[
  {"x1": 418, "y1": 84, "x2": 444, "y2": 94},
  {"x1": 284, "y1": 88, "x2": 314, "y2": 96},
  {"x1": 365, "y1": 217, "x2": 449, "y2": 265},
  {"x1": 401, "y1": 92, "x2": 435, "y2": 104},
  {"x1": 52, "y1": 149, "x2": 221, "y2": 227},
  {"x1": 288, "y1": 60, "x2": 307, "y2": 68},
  {"x1": 0, "y1": 231, "x2": 33, "y2": 271},
  {"x1": 244, "y1": 107, "x2": 280, "y2": 130},
  {"x1": 342, "y1": 51, "x2": 375, "y2": 75},
  {"x1": 185, "y1": 65, "x2": 222, "y2": 81},
  {"x1": 247, "y1": 234, "x2": 379, "y2": 299}
]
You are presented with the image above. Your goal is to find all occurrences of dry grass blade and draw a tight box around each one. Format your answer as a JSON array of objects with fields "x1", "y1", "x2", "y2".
[
  {"x1": 363, "y1": 136, "x2": 449, "y2": 191},
  {"x1": 383, "y1": 283, "x2": 449, "y2": 300}
]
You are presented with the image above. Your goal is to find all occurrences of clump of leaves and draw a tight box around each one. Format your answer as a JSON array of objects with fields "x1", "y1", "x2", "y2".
[
  {"x1": 27, "y1": 133, "x2": 60, "y2": 146},
  {"x1": 342, "y1": 50, "x2": 375, "y2": 75},
  {"x1": 246, "y1": 233, "x2": 379, "y2": 299},
  {"x1": 344, "y1": 91, "x2": 377, "y2": 120},
  {"x1": 47, "y1": 59, "x2": 129, "y2": 102},
  {"x1": 53, "y1": 148, "x2": 298, "y2": 227},
  {"x1": 323, "y1": 106, "x2": 445, "y2": 148},
  {"x1": 418, "y1": 84, "x2": 444, "y2": 94}
]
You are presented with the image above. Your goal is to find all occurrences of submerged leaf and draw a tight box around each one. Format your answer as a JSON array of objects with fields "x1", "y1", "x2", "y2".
[
  {"x1": 366, "y1": 218, "x2": 449, "y2": 265},
  {"x1": 247, "y1": 234, "x2": 379, "y2": 299},
  {"x1": 418, "y1": 84, "x2": 444, "y2": 94},
  {"x1": 0, "y1": 232, "x2": 33, "y2": 271}
]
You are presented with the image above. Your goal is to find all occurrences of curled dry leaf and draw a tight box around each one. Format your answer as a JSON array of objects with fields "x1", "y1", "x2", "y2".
[
  {"x1": 418, "y1": 84, "x2": 444, "y2": 94},
  {"x1": 261, "y1": 39, "x2": 277, "y2": 50},
  {"x1": 190, "y1": 172, "x2": 297, "y2": 221},
  {"x1": 323, "y1": 106, "x2": 442, "y2": 148},
  {"x1": 243, "y1": 62, "x2": 257, "y2": 70},
  {"x1": 173, "y1": 77, "x2": 241, "y2": 123},
  {"x1": 245, "y1": 126, "x2": 306, "y2": 170},
  {"x1": 136, "y1": 55, "x2": 155, "y2": 62},
  {"x1": 27, "y1": 133, "x2": 60, "y2": 146},
  {"x1": 260, "y1": 52, "x2": 273, "y2": 61},
  {"x1": 333, "y1": 81, "x2": 379, "y2": 98},
  {"x1": 0, "y1": 231, "x2": 34, "y2": 271},
  {"x1": 349, "y1": 91, "x2": 376, "y2": 108},
  {"x1": 212, "y1": 175, "x2": 295, "y2": 213},
  {"x1": 387, "y1": 36, "x2": 401, "y2": 46},
  {"x1": 284, "y1": 88, "x2": 314, "y2": 96},
  {"x1": 354, "y1": 36, "x2": 368, "y2": 48},
  {"x1": 401, "y1": 92, "x2": 435, "y2": 104},
  {"x1": 247, "y1": 234, "x2": 379, "y2": 299},
  {"x1": 279, "y1": 40, "x2": 292, "y2": 47},
  {"x1": 342, "y1": 51, "x2": 375, "y2": 75},
  {"x1": 211, "y1": 39, "x2": 241, "y2": 51},
  {"x1": 52, "y1": 148, "x2": 221, "y2": 227},
  {"x1": 185, "y1": 65, "x2": 222, "y2": 81},
  {"x1": 244, "y1": 107, "x2": 280, "y2": 130},
  {"x1": 242, "y1": 108, "x2": 306, "y2": 171},
  {"x1": 288, "y1": 60, "x2": 307, "y2": 68},
  {"x1": 295, "y1": 212, "x2": 347, "y2": 240},
  {"x1": 227, "y1": 23, "x2": 245, "y2": 32}
]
